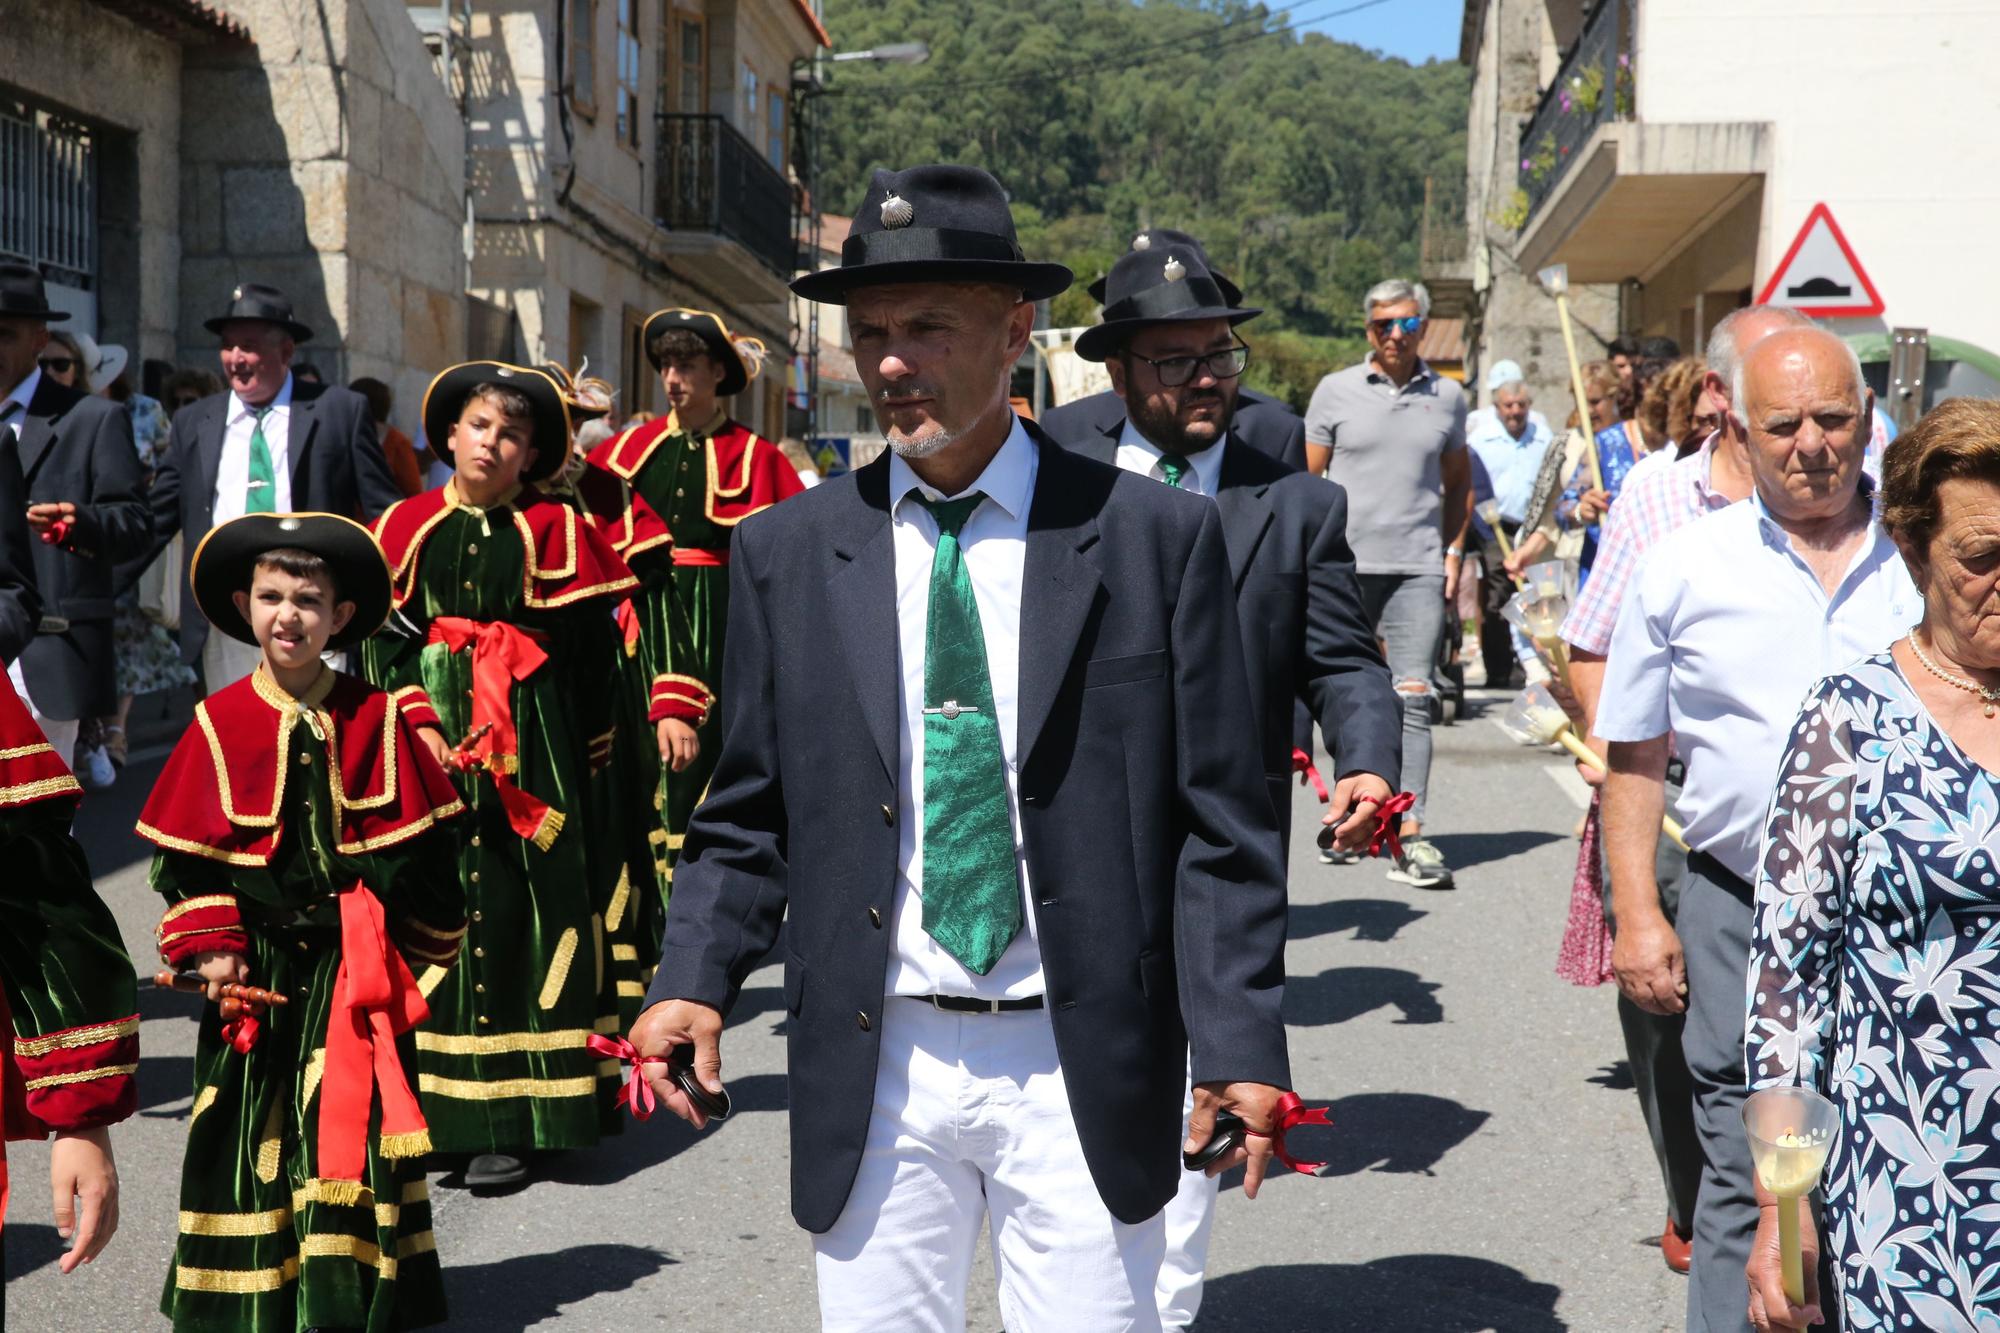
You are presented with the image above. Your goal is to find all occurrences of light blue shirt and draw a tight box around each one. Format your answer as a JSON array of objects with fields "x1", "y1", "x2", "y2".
[
  {"x1": 1595, "y1": 489, "x2": 1922, "y2": 882},
  {"x1": 1467, "y1": 415, "x2": 1551, "y2": 526}
]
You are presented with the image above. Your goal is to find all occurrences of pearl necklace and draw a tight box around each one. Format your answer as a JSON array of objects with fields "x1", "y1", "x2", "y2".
[{"x1": 1908, "y1": 632, "x2": 2000, "y2": 718}]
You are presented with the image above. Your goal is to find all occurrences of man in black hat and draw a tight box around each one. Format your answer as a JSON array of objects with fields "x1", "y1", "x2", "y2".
[
  {"x1": 1041, "y1": 229, "x2": 1307, "y2": 472},
  {"x1": 145, "y1": 282, "x2": 400, "y2": 689},
  {"x1": 1069, "y1": 241, "x2": 1401, "y2": 1327},
  {"x1": 0, "y1": 262, "x2": 149, "y2": 768},
  {"x1": 628, "y1": 164, "x2": 1294, "y2": 1329}
]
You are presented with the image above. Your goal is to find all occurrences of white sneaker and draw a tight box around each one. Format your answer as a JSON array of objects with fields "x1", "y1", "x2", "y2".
[
  {"x1": 80, "y1": 744, "x2": 116, "y2": 791},
  {"x1": 1319, "y1": 846, "x2": 1360, "y2": 866},
  {"x1": 1387, "y1": 837, "x2": 1455, "y2": 890}
]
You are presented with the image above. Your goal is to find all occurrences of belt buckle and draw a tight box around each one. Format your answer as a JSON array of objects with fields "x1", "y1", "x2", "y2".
[{"x1": 36, "y1": 615, "x2": 69, "y2": 635}]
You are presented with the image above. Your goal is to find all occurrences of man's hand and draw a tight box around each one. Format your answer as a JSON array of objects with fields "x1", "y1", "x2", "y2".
[
  {"x1": 192, "y1": 951, "x2": 250, "y2": 1003},
  {"x1": 1188, "y1": 1081, "x2": 1288, "y2": 1199},
  {"x1": 416, "y1": 724, "x2": 452, "y2": 771},
  {"x1": 26, "y1": 501, "x2": 77, "y2": 535},
  {"x1": 1323, "y1": 772, "x2": 1392, "y2": 852},
  {"x1": 1612, "y1": 913, "x2": 1686, "y2": 1015},
  {"x1": 49, "y1": 1126, "x2": 118, "y2": 1273},
  {"x1": 1573, "y1": 488, "x2": 1612, "y2": 524},
  {"x1": 1747, "y1": 1198, "x2": 1824, "y2": 1331},
  {"x1": 629, "y1": 998, "x2": 726, "y2": 1129},
  {"x1": 657, "y1": 719, "x2": 700, "y2": 773},
  {"x1": 1442, "y1": 550, "x2": 1464, "y2": 602}
]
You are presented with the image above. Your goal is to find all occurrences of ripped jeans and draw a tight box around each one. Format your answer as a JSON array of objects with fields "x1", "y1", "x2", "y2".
[{"x1": 1356, "y1": 572, "x2": 1445, "y2": 826}]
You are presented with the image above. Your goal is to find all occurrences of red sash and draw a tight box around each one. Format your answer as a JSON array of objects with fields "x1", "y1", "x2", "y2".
[{"x1": 427, "y1": 617, "x2": 565, "y2": 850}]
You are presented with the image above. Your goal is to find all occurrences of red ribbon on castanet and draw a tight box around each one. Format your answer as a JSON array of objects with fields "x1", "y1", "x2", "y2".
[
  {"x1": 1245, "y1": 1091, "x2": 1335, "y2": 1175},
  {"x1": 1291, "y1": 748, "x2": 1330, "y2": 803},
  {"x1": 1366, "y1": 791, "x2": 1418, "y2": 860},
  {"x1": 587, "y1": 1033, "x2": 660, "y2": 1122}
]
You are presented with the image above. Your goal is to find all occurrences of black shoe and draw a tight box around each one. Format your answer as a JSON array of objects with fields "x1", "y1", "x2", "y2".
[{"x1": 464, "y1": 1151, "x2": 528, "y2": 1190}]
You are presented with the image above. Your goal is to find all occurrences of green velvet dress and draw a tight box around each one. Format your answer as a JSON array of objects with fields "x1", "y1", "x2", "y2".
[
  {"x1": 152, "y1": 705, "x2": 462, "y2": 1331},
  {"x1": 363, "y1": 498, "x2": 634, "y2": 1152}
]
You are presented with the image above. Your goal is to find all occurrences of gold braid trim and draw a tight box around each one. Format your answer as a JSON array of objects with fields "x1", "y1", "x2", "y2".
[
  {"x1": 300, "y1": 1232, "x2": 393, "y2": 1278},
  {"x1": 175, "y1": 1256, "x2": 299, "y2": 1294},
  {"x1": 400, "y1": 917, "x2": 468, "y2": 942},
  {"x1": 191, "y1": 1085, "x2": 219, "y2": 1122},
  {"x1": 399, "y1": 1230, "x2": 438, "y2": 1260},
  {"x1": 23, "y1": 1062, "x2": 137, "y2": 1091},
  {"x1": 14, "y1": 1015, "x2": 139, "y2": 1059},
  {"x1": 302, "y1": 1047, "x2": 326, "y2": 1109},
  {"x1": 378, "y1": 1129, "x2": 433, "y2": 1159},
  {"x1": 403, "y1": 1179, "x2": 430, "y2": 1205},
  {"x1": 334, "y1": 798, "x2": 465, "y2": 856},
  {"x1": 416, "y1": 965, "x2": 448, "y2": 998},
  {"x1": 0, "y1": 773, "x2": 82, "y2": 805},
  {"x1": 161, "y1": 894, "x2": 238, "y2": 923},
  {"x1": 612, "y1": 943, "x2": 639, "y2": 962},
  {"x1": 538, "y1": 928, "x2": 579, "y2": 1009},
  {"x1": 616, "y1": 980, "x2": 646, "y2": 998},
  {"x1": 255, "y1": 1098, "x2": 283, "y2": 1183},
  {"x1": 594, "y1": 1014, "x2": 621, "y2": 1034},
  {"x1": 417, "y1": 1072, "x2": 597, "y2": 1100},
  {"x1": 414, "y1": 1027, "x2": 590, "y2": 1055},
  {"x1": 135, "y1": 820, "x2": 269, "y2": 866},
  {"x1": 179, "y1": 1207, "x2": 290, "y2": 1237},
  {"x1": 604, "y1": 867, "x2": 631, "y2": 933},
  {"x1": 0, "y1": 742, "x2": 56, "y2": 759}
]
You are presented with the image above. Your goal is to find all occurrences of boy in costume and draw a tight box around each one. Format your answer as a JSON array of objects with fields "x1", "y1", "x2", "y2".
[
  {"x1": 1, "y1": 669, "x2": 135, "y2": 1322},
  {"x1": 364, "y1": 363, "x2": 638, "y2": 1189},
  {"x1": 579, "y1": 309, "x2": 802, "y2": 924},
  {"x1": 140, "y1": 511, "x2": 466, "y2": 1330}
]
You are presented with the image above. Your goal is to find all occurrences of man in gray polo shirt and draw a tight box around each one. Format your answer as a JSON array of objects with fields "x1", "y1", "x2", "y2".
[{"x1": 1304, "y1": 278, "x2": 1470, "y2": 889}]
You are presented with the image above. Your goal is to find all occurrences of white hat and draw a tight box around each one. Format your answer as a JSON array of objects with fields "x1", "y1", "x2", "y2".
[
  {"x1": 69, "y1": 332, "x2": 129, "y2": 395},
  {"x1": 1485, "y1": 359, "x2": 1525, "y2": 393}
]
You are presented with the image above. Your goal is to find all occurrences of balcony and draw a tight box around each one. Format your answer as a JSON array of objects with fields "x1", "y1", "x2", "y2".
[
  {"x1": 1517, "y1": 0, "x2": 1630, "y2": 226},
  {"x1": 654, "y1": 114, "x2": 794, "y2": 279}
]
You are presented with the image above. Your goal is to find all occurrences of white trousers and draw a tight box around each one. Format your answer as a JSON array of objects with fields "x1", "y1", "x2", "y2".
[
  {"x1": 200, "y1": 631, "x2": 265, "y2": 694},
  {"x1": 1155, "y1": 1073, "x2": 1218, "y2": 1329},
  {"x1": 812, "y1": 997, "x2": 1166, "y2": 1333},
  {"x1": 7, "y1": 659, "x2": 77, "y2": 771}
]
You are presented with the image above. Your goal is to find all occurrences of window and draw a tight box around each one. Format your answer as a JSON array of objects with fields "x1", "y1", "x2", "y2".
[
  {"x1": 624, "y1": 306, "x2": 654, "y2": 417},
  {"x1": 767, "y1": 91, "x2": 785, "y2": 171},
  {"x1": 615, "y1": 0, "x2": 641, "y2": 147},
  {"x1": 569, "y1": 0, "x2": 597, "y2": 117},
  {"x1": 673, "y1": 14, "x2": 706, "y2": 115},
  {"x1": 742, "y1": 62, "x2": 759, "y2": 141}
]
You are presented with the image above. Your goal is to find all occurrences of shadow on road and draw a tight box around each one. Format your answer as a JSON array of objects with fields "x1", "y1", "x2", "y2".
[
  {"x1": 1, "y1": 1223, "x2": 67, "y2": 1283},
  {"x1": 1588, "y1": 1060, "x2": 1635, "y2": 1091},
  {"x1": 537, "y1": 1072, "x2": 789, "y2": 1187},
  {"x1": 1288, "y1": 897, "x2": 1427, "y2": 944},
  {"x1": 1425, "y1": 828, "x2": 1565, "y2": 872},
  {"x1": 441, "y1": 1242, "x2": 675, "y2": 1324},
  {"x1": 1284, "y1": 966, "x2": 1444, "y2": 1026},
  {"x1": 1199, "y1": 1255, "x2": 1566, "y2": 1331},
  {"x1": 74, "y1": 751, "x2": 169, "y2": 880},
  {"x1": 137, "y1": 1054, "x2": 196, "y2": 1115},
  {"x1": 1309, "y1": 1092, "x2": 1491, "y2": 1177}
]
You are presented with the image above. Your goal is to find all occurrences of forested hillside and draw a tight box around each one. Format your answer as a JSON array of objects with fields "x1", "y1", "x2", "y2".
[{"x1": 818, "y1": 0, "x2": 1469, "y2": 407}]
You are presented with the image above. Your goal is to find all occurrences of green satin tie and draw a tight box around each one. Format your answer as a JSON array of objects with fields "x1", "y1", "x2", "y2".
[
  {"x1": 246, "y1": 405, "x2": 277, "y2": 514},
  {"x1": 913, "y1": 491, "x2": 1019, "y2": 975},
  {"x1": 1158, "y1": 453, "x2": 1191, "y2": 488}
]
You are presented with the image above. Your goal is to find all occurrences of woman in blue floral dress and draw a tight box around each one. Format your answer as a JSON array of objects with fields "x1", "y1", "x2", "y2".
[{"x1": 1747, "y1": 397, "x2": 2000, "y2": 1331}]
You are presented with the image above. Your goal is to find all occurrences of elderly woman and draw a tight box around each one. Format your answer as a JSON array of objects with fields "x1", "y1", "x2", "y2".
[{"x1": 1745, "y1": 395, "x2": 2000, "y2": 1331}]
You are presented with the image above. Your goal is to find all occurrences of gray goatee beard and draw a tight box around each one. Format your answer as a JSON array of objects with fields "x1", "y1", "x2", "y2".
[{"x1": 884, "y1": 421, "x2": 966, "y2": 459}]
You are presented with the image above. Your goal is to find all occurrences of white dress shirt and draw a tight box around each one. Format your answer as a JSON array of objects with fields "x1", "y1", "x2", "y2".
[
  {"x1": 1114, "y1": 416, "x2": 1224, "y2": 497},
  {"x1": 884, "y1": 417, "x2": 1044, "y2": 999},
  {"x1": 212, "y1": 373, "x2": 295, "y2": 522},
  {"x1": 1595, "y1": 489, "x2": 1922, "y2": 882},
  {"x1": 0, "y1": 366, "x2": 41, "y2": 443}
]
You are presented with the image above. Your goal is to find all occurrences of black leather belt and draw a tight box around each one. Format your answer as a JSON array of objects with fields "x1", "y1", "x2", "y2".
[{"x1": 927, "y1": 994, "x2": 1044, "y2": 1014}]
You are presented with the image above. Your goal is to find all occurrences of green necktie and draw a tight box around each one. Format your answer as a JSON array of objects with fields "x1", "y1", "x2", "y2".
[
  {"x1": 913, "y1": 491, "x2": 1020, "y2": 975},
  {"x1": 245, "y1": 405, "x2": 277, "y2": 514},
  {"x1": 1158, "y1": 453, "x2": 1191, "y2": 488}
]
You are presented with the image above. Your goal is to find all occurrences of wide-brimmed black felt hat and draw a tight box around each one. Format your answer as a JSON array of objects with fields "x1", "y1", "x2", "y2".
[
  {"x1": 202, "y1": 283, "x2": 315, "y2": 343},
  {"x1": 639, "y1": 308, "x2": 762, "y2": 397},
  {"x1": 191, "y1": 512, "x2": 391, "y2": 651},
  {"x1": 1087, "y1": 229, "x2": 1244, "y2": 307},
  {"x1": 1073, "y1": 244, "x2": 1262, "y2": 362},
  {"x1": 421, "y1": 361, "x2": 573, "y2": 484},
  {"x1": 791, "y1": 164, "x2": 1072, "y2": 304},
  {"x1": 0, "y1": 263, "x2": 68, "y2": 323}
]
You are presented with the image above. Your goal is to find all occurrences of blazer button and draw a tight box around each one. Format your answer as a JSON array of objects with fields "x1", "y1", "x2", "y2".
[
  {"x1": 868, "y1": 906, "x2": 882, "y2": 928},
  {"x1": 880, "y1": 803, "x2": 894, "y2": 826},
  {"x1": 856, "y1": 1011, "x2": 871, "y2": 1031}
]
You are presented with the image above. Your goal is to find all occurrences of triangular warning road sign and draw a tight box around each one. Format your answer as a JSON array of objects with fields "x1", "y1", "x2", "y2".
[{"x1": 1756, "y1": 203, "x2": 1885, "y2": 318}]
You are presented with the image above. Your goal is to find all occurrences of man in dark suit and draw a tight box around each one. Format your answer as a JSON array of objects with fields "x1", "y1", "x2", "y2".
[
  {"x1": 0, "y1": 263, "x2": 149, "y2": 765},
  {"x1": 146, "y1": 283, "x2": 401, "y2": 687},
  {"x1": 1068, "y1": 241, "x2": 1401, "y2": 1329},
  {"x1": 1041, "y1": 229, "x2": 1308, "y2": 473},
  {"x1": 630, "y1": 166, "x2": 1293, "y2": 1330}
]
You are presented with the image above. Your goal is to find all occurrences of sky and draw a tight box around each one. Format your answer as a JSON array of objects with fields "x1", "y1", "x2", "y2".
[{"x1": 1295, "y1": 0, "x2": 1465, "y2": 65}]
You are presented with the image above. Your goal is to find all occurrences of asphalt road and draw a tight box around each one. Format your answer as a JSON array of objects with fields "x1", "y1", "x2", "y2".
[{"x1": 6, "y1": 689, "x2": 1684, "y2": 1330}]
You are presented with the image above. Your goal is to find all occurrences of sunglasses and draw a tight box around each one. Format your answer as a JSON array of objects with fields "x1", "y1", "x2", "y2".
[
  {"x1": 1368, "y1": 316, "x2": 1424, "y2": 338},
  {"x1": 1130, "y1": 343, "x2": 1251, "y2": 388},
  {"x1": 39, "y1": 357, "x2": 75, "y2": 373}
]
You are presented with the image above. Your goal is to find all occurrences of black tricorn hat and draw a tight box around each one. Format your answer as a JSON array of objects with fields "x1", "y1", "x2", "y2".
[
  {"x1": 0, "y1": 262, "x2": 68, "y2": 323},
  {"x1": 421, "y1": 361, "x2": 574, "y2": 484},
  {"x1": 791, "y1": 164, "x2": 1073, "y2": 305},
  {"x1": 190, "y1": 512, "x2": 391, "y2": 651},
  {"x1": 1073, "y1": 244, "x2": 1262, "y2": 363},
  {"x1": 1087, "y1": 229, "x2": 1244, "y2": 307},
  {"x1": 203, "y1": 283, "x2": 315, "y2": 343},
  {"x1": 639, "y1": 308, "x2": 761, "y2": 397}
]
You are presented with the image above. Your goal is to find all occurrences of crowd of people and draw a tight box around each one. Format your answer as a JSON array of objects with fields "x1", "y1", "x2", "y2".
[{"x1": 3, "y1": 151, "x2": 1998, "y2": 1333}]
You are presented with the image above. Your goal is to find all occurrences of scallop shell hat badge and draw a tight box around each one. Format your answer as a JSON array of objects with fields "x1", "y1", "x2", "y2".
[
  {"x1": 880, "y1": 193, "x2": 915, "y2": 229},
  {"x1": 1132, "y1": 232, "x2": 1152, "y2": 251},
  {"x1": 1162, "y1": 256, "x2": 1187, "y2": 282}
]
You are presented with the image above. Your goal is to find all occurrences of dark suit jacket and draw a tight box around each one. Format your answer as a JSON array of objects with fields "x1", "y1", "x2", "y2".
[
  {"x1": 1065, "y1": 425, "x2": 1400, "y2": 845},
  {"x1": 0, "y1": 444, "x2": 40, "y2": 665},
  {"x1": 646, "y1": 424, "x2": 1290, "y2": 1232},
  {"x1": 10, "y1": 378, "x2": 149, "y2": 718},
  {"x1": 1040, "y1": 387, "x2": 1307, "y2": 473},
  {"x1": 148, "y1": 378, "x2": 400, "y2": 664}
]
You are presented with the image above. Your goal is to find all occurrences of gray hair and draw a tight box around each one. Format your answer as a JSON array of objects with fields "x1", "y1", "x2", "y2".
[
  {"x1": 1729, "y1": 325, "x2": 1868, "y2": 429},
  {"x1": 1705, "y1": 304, "x2": 1812, "y2": 405},
  {"x1": 1363, "y1": 278, "x2": 1431, "y2": 320},
  {"x1": 1493, "y1": 379, "x2": 1529, "y2": 400}
]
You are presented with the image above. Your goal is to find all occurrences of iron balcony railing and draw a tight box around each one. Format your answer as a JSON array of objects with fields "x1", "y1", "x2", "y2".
[
  {"x1": 654, "y1": 113, "x2": 794, "y2": 278},
  {"x1": 1516, "y1": 0, "x2": 1632, "y2": 226}
]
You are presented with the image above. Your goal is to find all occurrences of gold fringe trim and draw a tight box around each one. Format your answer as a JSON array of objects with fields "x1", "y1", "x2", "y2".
[
  {"x1": 378, "y1": 1129, "x2": 432, "y2": 1159},
  {"x1": 293, "y1": 1179, "x2": 374, "y2": 1210},
  {"x1": 255, "y1": 1099, "x2": 283, "y2": 1183},
  {"x1": 179, "y1": 1206, "x2": 290, "y2": 1237},
  {"x1": 604, "y1": 867, "x2": 631, "y2": 933},
  {"x1": 14, "y1": 1014, "x2": 139, "y2": 1059},
  {"x1": 23, "y1": 1062, "x2": 136, "y2": 1092},
  {"x1": 417, "y1": 1072, "x2": 597, "y2": 1101},
  {"x1": 190, "y1": 1085, "x2": 219, "y2": 1122},
  {"x1": 175, "y1": 1256, "x2": 299, "y2": 1294},
  {"x1": 416, "y1": 1027, "x2": 590, "y2": 1055},
  {"x1": 305, "y1": 1177, "x2": 366, "y2": 1207},
  {"x1": 529, "y1": 805, "x2": 566, "y2": 852},
  {"x1": 538, "y1": 927, "x2": 578, "y2": 1010}
]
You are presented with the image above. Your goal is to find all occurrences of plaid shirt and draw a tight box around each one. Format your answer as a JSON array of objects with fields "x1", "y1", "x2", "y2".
[{"x1": 1560, "y1": 434, "x2": 1732, "y2": 655}]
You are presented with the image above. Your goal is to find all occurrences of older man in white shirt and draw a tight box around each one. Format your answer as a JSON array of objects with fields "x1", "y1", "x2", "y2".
[{"x1": 1596, "y1": 325, "x2": 1920, "y2": 1333}]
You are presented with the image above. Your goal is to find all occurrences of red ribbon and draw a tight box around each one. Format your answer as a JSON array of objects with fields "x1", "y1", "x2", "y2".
[
  {"x1": 613, "y1": 598, "x2": 641, "y2": 658},
  {"x1": 1245, "y1": 1091, "x2": 1335, "y2": 1175},
  {"x1": 319, "y1": 881, "x2": 432, "y2": 1188},
  {"x1": 428, "y1": 617, "x2": 565, "y2": 848},
  {"x1": 221, "y1": 1012, "x2": 262, "y2": 1054},
  {"x1": 586, "y1": 1034, "x2": 661, "y2": 1121},
  {"x1": 1366, "y1": 791, "x2": 1418, "y2": 860},
  {"x1": 39, "y1": 519, "x2": 70, "y2": 547},
  {"x1": 1291, "y1": 748, "x2": 1330, "y2": 804}
]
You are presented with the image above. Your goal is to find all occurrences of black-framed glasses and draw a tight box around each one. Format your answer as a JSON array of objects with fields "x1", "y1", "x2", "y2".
[
  {"x1": 1367, "y1": 316, "x2": 1423, "y2": 338},
  {"x1": 1131, "y1": 343, "x2": 1250, "y2": 388},
  {"x1": 39, "y1": 356, "x2": 75, "y2": 373}
]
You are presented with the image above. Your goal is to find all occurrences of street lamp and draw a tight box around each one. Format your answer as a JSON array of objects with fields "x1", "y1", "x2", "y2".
[
  {"x1": 789, "y1": 41, "x2": 931, "y2": 450},
  {"x1": 1537, "y1": 262, "x2": 1604, "y2": 491}
]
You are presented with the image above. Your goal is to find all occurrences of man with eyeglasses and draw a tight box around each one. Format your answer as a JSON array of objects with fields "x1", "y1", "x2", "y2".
[
  {"x1": 1303, "y1": 278, "x2": 1470, "y2": 890},
  {"x1": 1068, "y1": 241, "x2": 1399, "y2": 1331}
]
